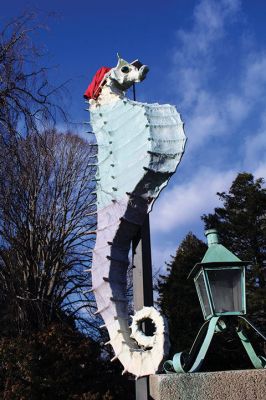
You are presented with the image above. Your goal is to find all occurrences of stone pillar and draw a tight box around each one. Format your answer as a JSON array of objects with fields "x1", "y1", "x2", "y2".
[{"x1": 149, "y1": 370, "x2": 266, "y2": 400}]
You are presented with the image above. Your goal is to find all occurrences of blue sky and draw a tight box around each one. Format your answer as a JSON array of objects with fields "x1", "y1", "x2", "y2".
[{"x1": 2, "y1": 0, "x2": 266, "y2": 272}]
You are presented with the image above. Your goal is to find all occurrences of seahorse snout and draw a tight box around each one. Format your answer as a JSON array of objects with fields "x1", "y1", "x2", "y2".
[{"x1": 139, "y1": 65, "x2": 149, "y2": 81}]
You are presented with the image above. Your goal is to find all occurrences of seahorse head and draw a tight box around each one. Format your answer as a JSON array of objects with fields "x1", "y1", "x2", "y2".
[{"x1": 109, "y1": 53, "x2": 149, "y2": 90}]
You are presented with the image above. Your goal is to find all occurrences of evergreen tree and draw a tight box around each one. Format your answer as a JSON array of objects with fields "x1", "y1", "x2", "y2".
[
  {"x1": 157, "y1": 233, "x2": 207, "y2": 354},
  {"x1": 202, "y1": 172, "x2": 266, "y2": 333}
]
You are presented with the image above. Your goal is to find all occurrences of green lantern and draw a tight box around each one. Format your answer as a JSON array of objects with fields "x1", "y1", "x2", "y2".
[
  {"x1": 189, "y1": 229, "x2": 247, "y2": 320},
  {"x1": 164, "y1": 229, "x2": 266, "y2": 374}
]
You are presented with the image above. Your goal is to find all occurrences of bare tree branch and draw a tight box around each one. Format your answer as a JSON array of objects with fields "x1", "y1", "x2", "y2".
[
  {"x1": 0, "y1": 130, "x2": 97, "y2": 335},
  {"x1": 0, "y1": 12, "x2": 67, "y2": 140}
]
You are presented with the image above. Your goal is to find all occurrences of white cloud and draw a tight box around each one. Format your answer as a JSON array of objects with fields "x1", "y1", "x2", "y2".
[
  {"x1": 244, "y1": 131, "x2": 266, "y2": 168},
  {"x1": 151, "y1": 168, "x2": 236, "y2": 233},
  {"x1": 175, "y1": 0, "x2": 241, "y2": 64},
  {"x1": 170, "y1": 0, "x2": 266, "y2": 155},
  {"x1": 242, "y1": 53, "x2": 266, "y2": 99},
  {"x1": 254, "y1": 164, "x2": 266, "y2": 181},
  {"x1": 149, "y1": 0, "x2": 266, "y2": 262},
  {"x1": 225, "y1": 95, "x2": 249, "y2": 123},
  {"x1": 242, "y1": 112, "x2": 266, "y2": 176},
  {"x1": 170, "y1": 1, "x2": 240, "y2": 148},
  {"x1": 173, "y1": 0, "x2": 241, "y2": 104},
  {"x1": 150, "y1": 154, "x2": 266, "y2": 238},
  {"x1": 150, "y1": 0, "x2": 266, "y2": 267}
]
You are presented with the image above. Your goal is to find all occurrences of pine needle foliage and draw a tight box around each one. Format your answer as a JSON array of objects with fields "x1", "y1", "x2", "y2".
[
  {"x1": 157, "y1": 233, "x2": 207, "y2": 354},
  {"x1": 202, "y1": 172, "x2": 266, "y2": 333}
]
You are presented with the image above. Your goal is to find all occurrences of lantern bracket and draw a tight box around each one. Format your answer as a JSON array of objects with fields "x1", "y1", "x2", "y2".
[{"x1": 164, "y1": 316, "x2": 266, "y2": 374}]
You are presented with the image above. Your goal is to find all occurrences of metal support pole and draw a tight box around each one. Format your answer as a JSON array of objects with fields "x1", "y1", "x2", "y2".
[{"x1": 133, "y1": 214, "x2": 153, "y2": 400}]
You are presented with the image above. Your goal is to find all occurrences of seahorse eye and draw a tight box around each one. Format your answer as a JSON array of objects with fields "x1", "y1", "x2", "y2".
[{"x1": 121, "y1": 66, "x2": 130, "y2": 73}]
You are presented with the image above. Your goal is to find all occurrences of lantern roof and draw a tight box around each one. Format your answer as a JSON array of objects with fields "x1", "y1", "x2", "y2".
[
  {"x1": 201, "y1": 229, "x2": 241, "y2": 263},
  {"x1": 188, "y1": 229, "x2": 250, "y2": 279}
]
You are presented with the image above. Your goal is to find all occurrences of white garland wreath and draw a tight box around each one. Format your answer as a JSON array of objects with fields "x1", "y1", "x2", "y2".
[{"x1": 130, "y1": 306, "x2": 166, "y2": 349}]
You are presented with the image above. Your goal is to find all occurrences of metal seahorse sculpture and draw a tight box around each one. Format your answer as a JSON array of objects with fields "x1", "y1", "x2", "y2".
[{"x1": 84, "y1": 55, "x2": 187, "y2": 378}]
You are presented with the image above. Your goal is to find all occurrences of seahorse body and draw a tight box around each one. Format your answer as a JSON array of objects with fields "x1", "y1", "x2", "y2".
[{"x1": 89, "y1": 97, "x2": 186, "y2": 377}]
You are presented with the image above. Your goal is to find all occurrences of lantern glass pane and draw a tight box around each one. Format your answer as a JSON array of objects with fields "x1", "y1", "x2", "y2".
[
  {"x1": 195, "y1": 271, "x2": 212, "y2": 318},
  {"x1": 207, "y1": 268, "x2": 242, "y2": 313}
]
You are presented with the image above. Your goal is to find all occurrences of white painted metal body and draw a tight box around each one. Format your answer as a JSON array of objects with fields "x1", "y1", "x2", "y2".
[{"x1": 87, "y1": 57, "x2": 186, "y2": 377}]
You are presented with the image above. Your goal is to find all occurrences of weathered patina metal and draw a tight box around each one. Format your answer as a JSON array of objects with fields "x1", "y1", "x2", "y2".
[
  {"x1": 190, "y1": 229, "x2": 248, "y2": 320},
  {"x1": 164, "y1": 229, "x2": 266, "y2": 374}
]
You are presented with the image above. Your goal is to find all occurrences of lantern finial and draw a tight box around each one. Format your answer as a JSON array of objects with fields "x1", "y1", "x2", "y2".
[{"x1": 205, "y1": 229, "x2": 219, "y2": 246}]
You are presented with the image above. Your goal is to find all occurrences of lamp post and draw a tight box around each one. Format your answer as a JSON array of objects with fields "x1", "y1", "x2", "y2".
[{"x1": 164, "y1": 229, "x2": 266, "y2": 374}]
